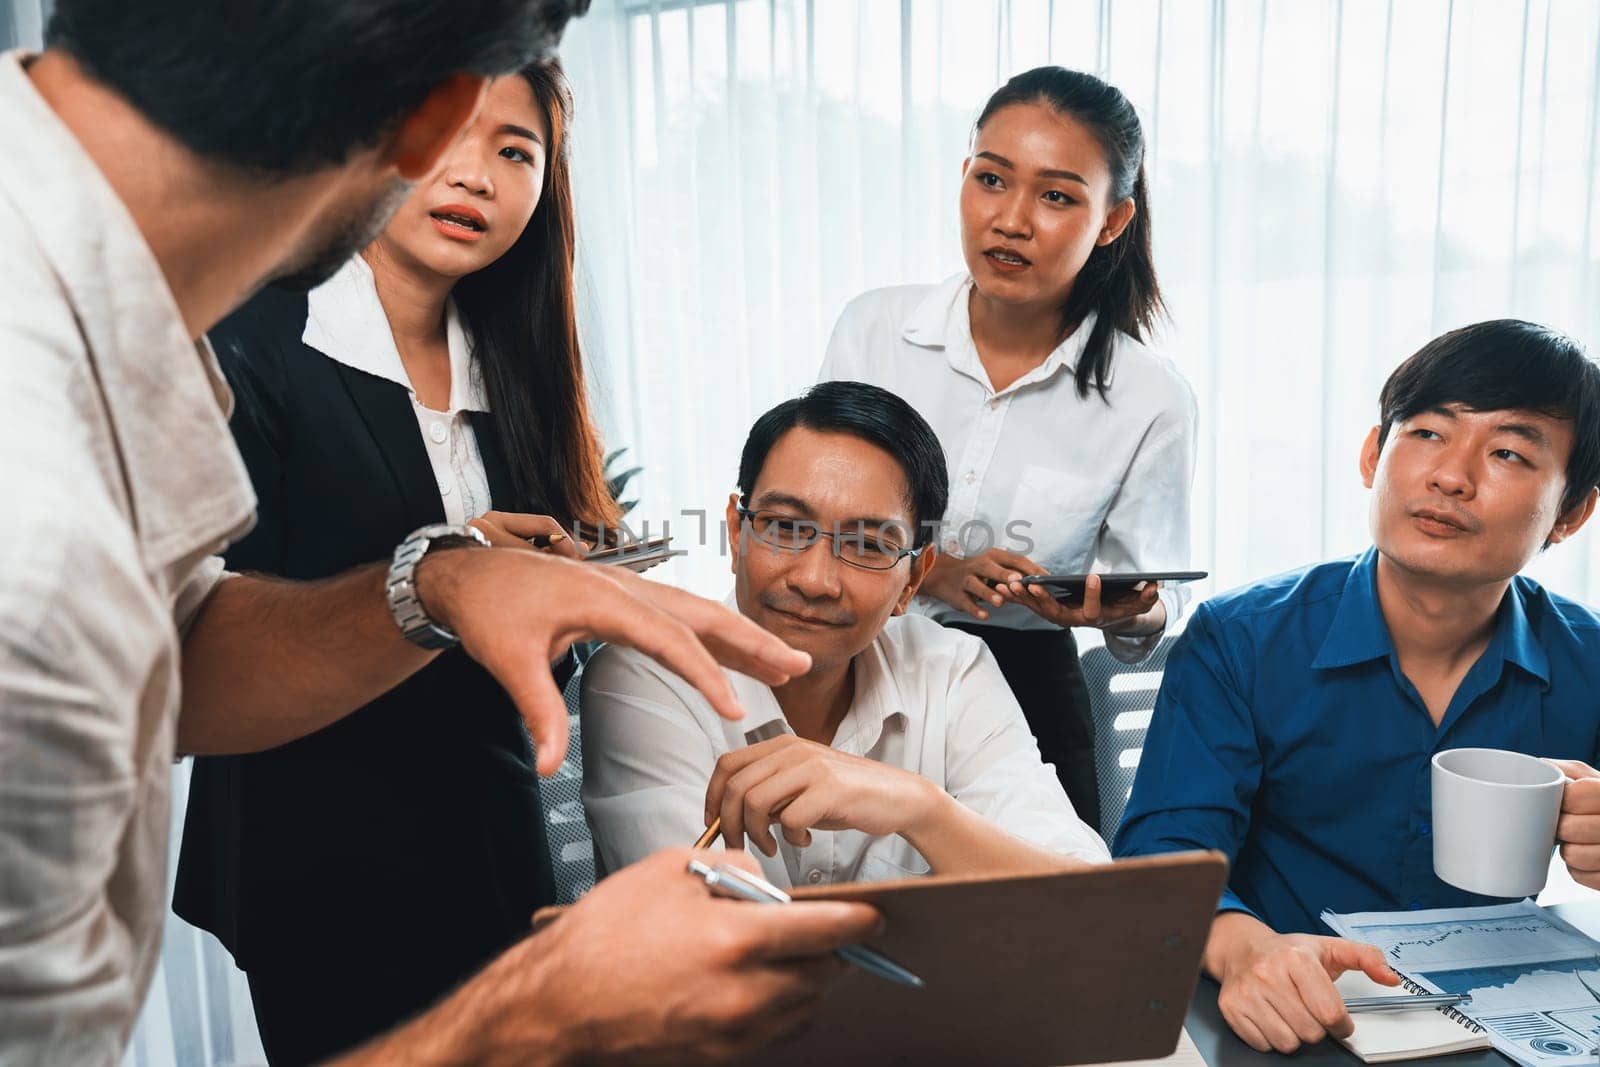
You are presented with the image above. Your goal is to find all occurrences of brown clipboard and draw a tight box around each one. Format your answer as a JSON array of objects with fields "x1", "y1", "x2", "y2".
[
  {"x1": 743, "y1": 850, "x2": 1228, "y2": 1067},
  {"x1": 528, "y1": 850, "x2": 1226, "y2": 1067}
]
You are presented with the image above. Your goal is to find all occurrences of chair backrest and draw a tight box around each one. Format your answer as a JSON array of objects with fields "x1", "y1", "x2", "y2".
[
  {"x1": 535, "y1": 660, "x2": 599, "y2": 903},
  {"x1": 1078, "y1": 634, "x2": 1179, "y2": 841}
]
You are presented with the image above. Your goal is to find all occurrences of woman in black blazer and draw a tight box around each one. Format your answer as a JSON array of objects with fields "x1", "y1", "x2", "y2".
[{"x1": 174, "y1": 60, "x2": 619, "y2": 1065}]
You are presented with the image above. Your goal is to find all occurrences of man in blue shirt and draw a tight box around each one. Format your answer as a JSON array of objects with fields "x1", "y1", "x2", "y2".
[{"x1": 1114, "y1": 319, "x2": 1600, "y2": 1055}]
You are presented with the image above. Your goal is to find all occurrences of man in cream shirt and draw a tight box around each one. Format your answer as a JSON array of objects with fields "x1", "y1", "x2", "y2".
[
  {"x1": 583, "y1": 382, "x2": 1110, "y2": 885},
  {"x1": 0, "y1": 3, "x2": 880, "y2": 1062}
]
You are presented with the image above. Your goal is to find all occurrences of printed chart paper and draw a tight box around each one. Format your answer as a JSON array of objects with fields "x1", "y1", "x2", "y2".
[{"x1": 1324, "y1": 901, "x2": 1600, "y2": 1067}]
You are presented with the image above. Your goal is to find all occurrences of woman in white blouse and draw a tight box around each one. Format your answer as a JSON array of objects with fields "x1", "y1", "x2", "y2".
[
  {"x1": 174, "y1": 62, "x2": 621, "y2": 1065},
  {"x1": 820, "y1": 67, "x2": 1197, "y2": 834}
]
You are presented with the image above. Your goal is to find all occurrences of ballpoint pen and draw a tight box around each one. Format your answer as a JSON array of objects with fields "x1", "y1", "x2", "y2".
[
  {"x1": 692, "y1": 817, "x2": 722, "y2": 850},
  {"x1": 1343, "y1": 993, "x2": 1472, "y2": 1014},
  {"x1": 687, "y1": 859, "x2": 925, "y2": 989}
]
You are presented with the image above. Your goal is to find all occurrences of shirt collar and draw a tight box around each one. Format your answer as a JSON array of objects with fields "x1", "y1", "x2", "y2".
[
  {"x1": 0, "y1": 51, "x2": 254, "y2": 569},
  {"x1": 1493, "y1": 579, "x2": 1552, "y2": 686},
  {"x1": 1311, "y1": 546, "x2": 1551, "y2": 686},
  {"x1": 835, "y1": 633, "x2": 909, "y2": 753},
  {"x1": 722, "y1": 594, "x2": 909, "y2": 748},
  {"x1": 897, "y1": 272, "x2": 1101, "y2": 394},
  {"x1": 1311, "y1": 548, "x2": 1394, "y2": 669},
  {"x1": 303, "y1": 253, "x2": 488, "y2": 414}
]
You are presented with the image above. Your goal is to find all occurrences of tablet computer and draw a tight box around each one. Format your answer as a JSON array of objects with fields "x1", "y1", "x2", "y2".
[
  {"x1": 1018, "y1": 571, "x2": 1208, "y2": 601},
  {"x1": 582, "y1": 535, "x2": 683, "y2": 573}
]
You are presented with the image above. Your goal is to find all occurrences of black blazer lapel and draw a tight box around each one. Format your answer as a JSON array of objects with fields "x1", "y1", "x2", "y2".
[{"x1": 332, "y1": 362, "x2": 446, "y2": 531}]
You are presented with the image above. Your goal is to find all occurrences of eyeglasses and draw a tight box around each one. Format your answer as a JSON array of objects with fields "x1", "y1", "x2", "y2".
[{"x1": 736, "y1": 508, "x2": 924, "y2": 572}]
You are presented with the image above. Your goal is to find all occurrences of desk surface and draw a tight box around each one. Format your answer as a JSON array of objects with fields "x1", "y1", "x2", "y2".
[{"x1": 1184, "y1": 900, "x2": 1600, "y2": 1067}]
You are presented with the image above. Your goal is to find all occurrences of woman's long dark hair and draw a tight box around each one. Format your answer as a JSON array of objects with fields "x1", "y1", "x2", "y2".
[
  {"x1": 974, "y1": 67, "x2": 1165, "y2": 401},
  {"x1": 452, "y1": 59, "x2": 620, "y2": 533}
]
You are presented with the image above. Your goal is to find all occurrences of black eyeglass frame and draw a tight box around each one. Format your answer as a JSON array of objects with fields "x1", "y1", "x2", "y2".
[{"x1": 735, "y1": 507, "x2": 926, "y2": 571}]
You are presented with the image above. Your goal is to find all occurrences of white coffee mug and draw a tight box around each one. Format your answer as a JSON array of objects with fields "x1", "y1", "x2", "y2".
[{"x1": 1432, "y1": 747, "x2": 1564, "y2": 898}]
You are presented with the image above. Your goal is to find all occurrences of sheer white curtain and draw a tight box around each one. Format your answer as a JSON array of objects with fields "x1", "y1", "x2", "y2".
[
  {"x1": 1, "y1": 0, "x2": 47, "y2": 50},
  {"x1": 560, "y1": 0, "x2": 1600, "y2": 606}
]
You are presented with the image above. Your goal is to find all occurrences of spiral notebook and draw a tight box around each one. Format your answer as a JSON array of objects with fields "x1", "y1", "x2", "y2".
[
  {"x1": 1322, "y1": 900, "x2": 1600, "y2": 1067},
  {"x1": 1332, "y1": 970, "x2": 1489, "y2": 1062}
]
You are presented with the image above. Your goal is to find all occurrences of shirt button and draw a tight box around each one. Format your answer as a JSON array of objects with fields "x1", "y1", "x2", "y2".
[
  {"x1": 807, "y1": 869, "x2": 824, "y2": 884},
  {"x1": 438, "y1": 476, "x2": 453, "y2": 496},
  {"x1": 1409, "y1": 898, "x2": 1425, "y2": 909},
  {"x1": 1418, "y1": 821, "x2": 1432, "y2": 836},
  {"x1": 429, "y1": 421, "x2": 448, "y2": 444},
  {"x1": 963, "y1": 470, "x2": 977, "y2": 485}
]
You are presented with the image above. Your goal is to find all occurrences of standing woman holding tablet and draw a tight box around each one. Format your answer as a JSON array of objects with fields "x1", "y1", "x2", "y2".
[
  {"x1": 174, "y1": 61, "x2": 619, "y2": 1064},
  {"x1": 819, "y1": 68, "x2": 1197, "y2": 832}
]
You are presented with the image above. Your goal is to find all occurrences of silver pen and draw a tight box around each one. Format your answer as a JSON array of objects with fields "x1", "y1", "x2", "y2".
[
  {"x1": 687, "y1": 859, "x2": 925, "y2": 989},
  {"x1": 1344, "y1": 993, "x2": 1472, "y2": 1014}
]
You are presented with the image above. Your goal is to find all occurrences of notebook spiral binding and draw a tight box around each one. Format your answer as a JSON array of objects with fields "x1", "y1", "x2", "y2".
[{"x1": 1397, "y1": 974, "x2": 1486, "y2": 1033}]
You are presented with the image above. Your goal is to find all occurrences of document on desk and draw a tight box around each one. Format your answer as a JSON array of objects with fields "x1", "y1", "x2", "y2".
[
  {"x1": 1324, "y1": 900, "x2": 1600, "y2": 1067},
  {"x1": 1077, "y1": 1027, "x2": 1204, "y2": 1067}
]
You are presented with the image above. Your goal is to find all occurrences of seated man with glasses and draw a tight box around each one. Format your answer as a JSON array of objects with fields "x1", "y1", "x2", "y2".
[{"x1": 581, "y1": 381, "x2": 1109, "y2": 885}]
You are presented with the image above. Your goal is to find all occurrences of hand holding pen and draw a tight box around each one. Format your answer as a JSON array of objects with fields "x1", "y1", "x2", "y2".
[
  {"x1": 486, "y1": 849, "x2": 879, "y2": 1063},
  {"x1": 465, "y1": 510, "x2": 588, "y2": 558},
  {"x1": 688, "y1": 859, "x2": 924, "y2": 988}
]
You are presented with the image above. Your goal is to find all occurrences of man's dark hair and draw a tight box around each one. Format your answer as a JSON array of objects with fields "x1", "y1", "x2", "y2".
[
  {"x1": 738, "y1": 381, "x2": 949, "y2": 548},
  {"x1": 47, "y1": 0, "x2": 590, "y2": 175},
  {"x1": 1378, "y1": 319, "x2": 1600, "y2": 518}
]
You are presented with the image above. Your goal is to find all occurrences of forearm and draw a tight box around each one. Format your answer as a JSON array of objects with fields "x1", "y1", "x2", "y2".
[
  {"x1": 177, "y1": 565, "x2": 435, "y2": 754},
  {"x1": 1202, "y1": 909, "x2": 1275, "y2": 982},
  {"x1": 330, "y1": 933, "x2": 574, "y2": 1067},
  {"x1": 902, "y1": 787, "x2": 1090, "y2": 876},
  {"x1": 1101, "y1": 596, "x2": 1167, "y2": 640}
]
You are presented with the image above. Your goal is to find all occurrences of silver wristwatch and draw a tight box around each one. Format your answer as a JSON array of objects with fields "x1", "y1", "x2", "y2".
[{"x1": 386, "y1": 523, "x2": 490, "y2": 649}]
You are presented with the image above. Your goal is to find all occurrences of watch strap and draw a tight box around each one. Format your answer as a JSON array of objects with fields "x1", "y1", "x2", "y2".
[{"x1": 386, "y1": 523, "x2": 489, "y2": 649}]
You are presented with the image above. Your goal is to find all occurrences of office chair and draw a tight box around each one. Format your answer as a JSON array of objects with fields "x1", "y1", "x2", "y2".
[
  {"x1": 536, "y1": 658, "x2": 600, "y2": 903},
  {"x1": 1079, "y1": 632, "x2": 1180, "y2": 841}
]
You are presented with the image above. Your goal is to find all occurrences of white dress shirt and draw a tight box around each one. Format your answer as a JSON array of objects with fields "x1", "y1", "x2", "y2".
[
  {"x1": 820, "y1": 274, "x2": 1198, "y2": 661},
  {"x1": 304, "y1": 254, "x2": 493, "y2": 523},
  {"x1": 580, "y1": 609, "x2": 1110, "y2": 889},
  {"x1": 0, "y1": 51, "x2": 256, "y2": 1062}
]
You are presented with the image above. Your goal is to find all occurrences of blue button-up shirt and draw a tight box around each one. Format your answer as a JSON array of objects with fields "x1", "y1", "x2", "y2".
[{"x1": 1113, "y1": 548, "x2": 1600, "y2": 934}]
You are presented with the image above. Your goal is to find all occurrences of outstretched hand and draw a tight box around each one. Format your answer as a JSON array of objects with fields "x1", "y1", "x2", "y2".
[
  {"x1": 420, "y1": 548, "x2": 813, "y2": 773},
  {"x1": 1212, "y1": 916, "x2": 1400, "y2": 1054}
]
